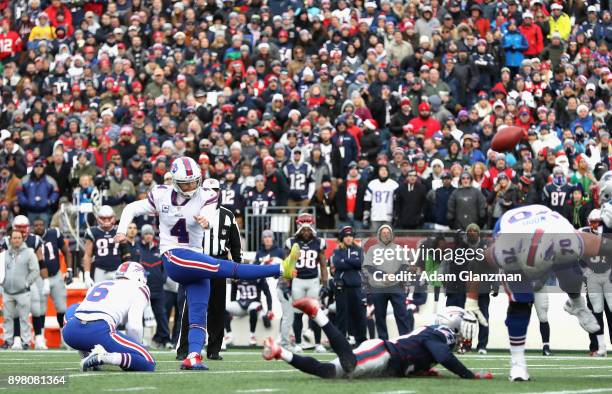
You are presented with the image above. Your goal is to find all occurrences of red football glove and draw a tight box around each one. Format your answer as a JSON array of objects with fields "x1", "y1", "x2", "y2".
[
  {"x1": 266, "y1": 311, "x2": 275, "y2": 321},
  {"x1": 474, "y1": 371, "x2": 493, "y2": 380}
]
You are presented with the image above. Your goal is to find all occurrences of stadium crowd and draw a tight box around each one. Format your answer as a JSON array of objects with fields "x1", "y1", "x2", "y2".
[{"x1": 0, "y1": 0, "x2": 610, "y2": 356}]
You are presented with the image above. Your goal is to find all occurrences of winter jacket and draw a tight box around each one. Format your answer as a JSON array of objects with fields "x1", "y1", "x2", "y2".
[
  {"x1": 336, "y1": 177, "x2": 367, "y2": 221},
  {"x1": 331, "y1": 245, "x2": 364, "y2": 287},
  {"x1": 427, "y1": 185, "x2": 455, "y2": 226},
  {"x1": 17, "y1": 173, "x2": 60, "y2": 213},
  {"x1": 502, "y1": 30, "x2": 529, "y2": 67},
  {"x1": 1, "y1": 243, "x2": 39, "y2": 295},
  {"x1": 519, "y1": 23, "x2": 544, "y2": 56},
  {"x1": 447, "y1": 187, "x2": 486, "y2": 230},
  {"x1": 393, "y1": 181, "x2": 428, "y2": 229},
  {"x1": 362, "y1": 225, "x2": 410, "y2": 292},
  {"x1": 549, "y1": 13, "x2": 572, "y2": 40}
]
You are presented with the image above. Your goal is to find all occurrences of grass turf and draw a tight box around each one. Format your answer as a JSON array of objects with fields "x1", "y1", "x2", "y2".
[{"x1": 0, "y1": 349, "x2": 610, "y2": 394}]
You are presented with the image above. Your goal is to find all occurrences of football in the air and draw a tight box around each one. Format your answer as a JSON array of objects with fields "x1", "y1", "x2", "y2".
[{"x1": 490, "y1": 125, "x2": 524, "y2": 152}]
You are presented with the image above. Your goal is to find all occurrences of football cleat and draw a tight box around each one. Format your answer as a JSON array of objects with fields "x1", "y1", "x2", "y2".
[
  {"x1": 293, "y1": 344, "x2": 303, "y2": 353},
  {"x1": 314, "y1": 344, "x2": 326, "y2": 353},
  {"x1": 262, "y1": 337, "x2": 282, "y2": 361},
  {"x1": 223, "y1": 333, "x2": 233, "y2": 347},
  {"x1": 34, "y1": 335, "x2": 48, "y2": 350},
  {"x1": 594, "y1": 350, "x2": 607, "y2": 357},
  {"x1": 542, "y1": 345, "x2": 552, "y2": 356},
  {"x1": 282, "y1": 244, "x2": 300, "y2": 279},
  {"x1": 249, "y1": 334, "x2": 257, "y2": 346},
  {"x1": 80, "y1": 345, "x2": 107, "y2": 372},
  {"x1": 478, "y1": 348, "x2": 488, "y2": 355},
  {"x1": 292, "y1": 297, "x2": 320, "y2": 319},
  {"x1": 563, "y1": 299, "x2": 601, "y2": 333},
  {"x1": 11, "y1": 337, "x2": 22, "y2": 350},
  {"x1": 181, "y1": 352, "x2": 208, "y2": 370},
  {"x1": 509, "y1": 361, "x2": 530, "y2": 382}
]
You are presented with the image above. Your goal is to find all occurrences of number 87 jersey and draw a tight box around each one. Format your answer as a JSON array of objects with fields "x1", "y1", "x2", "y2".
[
  {"x1": 117, "y1": 185, "x2": 219, "y2": 255},
  {"x1": 492, "y1": 204, "x2": 584, "y2": 278}
]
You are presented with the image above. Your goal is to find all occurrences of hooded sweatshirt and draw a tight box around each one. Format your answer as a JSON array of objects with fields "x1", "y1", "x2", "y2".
[{"x1": 363, "y1": 225, "x2": 412, "y2": 292}]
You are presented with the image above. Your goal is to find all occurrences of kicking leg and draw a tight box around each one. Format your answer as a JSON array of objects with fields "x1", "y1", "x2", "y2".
[{"x1": 262, "y1": 337, "x2": 338, "y2": 378}]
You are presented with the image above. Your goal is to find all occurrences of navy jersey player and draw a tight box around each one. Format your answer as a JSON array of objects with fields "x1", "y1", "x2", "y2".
[
  {"x1": 285, "y1": 213, "x2": 328, "y2": 353},
  {"x1": 33, "y1": 218, "x2": 72, "y2": 332},
  {"x1": 283, "y1": 148, "x2": 315, "y2": 206},
  {"x1": 1, "y1": 215, "x2": 48, "y2": 349},
  {"x1": 114, "y1": 156, "x2": 300, "y2": 370},
  {"x1": 226, "y1": 278, "x2": 273, "y2": 345},
  {"x1": 219, "y1": 171, "x2": 244, "y2": 220},
  {"x1": 83, "y1": 205, "x2": 132, "y2": 287},
  {"x1": 263, "y1": 299, "x2": 489, "y2": 380},
  {"x1": 541, "y1": 167, "x2": 572, "y2": 214}
]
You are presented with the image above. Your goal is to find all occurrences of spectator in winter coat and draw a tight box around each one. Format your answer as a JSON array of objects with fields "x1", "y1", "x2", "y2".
[
  {"x1": 17, "y1": 159, "x2": 59, "y2": 225},
  {"x1": 471, "y1": 40, "x2": 496, "y2": 91},
  {"x1": 519, "y1": 11, "x2": 544, "y2": 57},
  {"x1": 389, "y1": 98, "x2": 413, "y2": 137},
  {"x1": 541, "y1": 33, "x2": 566, "y2": 69},
  {"x1": 408, "y1": 102, "x2": 441, "y2": 140},
  {"x1": 447, "y1": 172, "x2": 486, "y2": 230},
  {"x1": 336, "y1": 162, "x2": 367, "y2": 228},
  {"x1": 481, "y1": 153, "x2": 517, "y2": 192},
  {"x1": 0, "y1": 165, "x2": 20, "y2": 205},
  {"x1": 548, "y1": 3, "x2": 571, "y2": 41},
  {"x1": 562, "y1": 185, "x2": 593, "y2": 229},
  {"x1": 427, "y1": 172, "x2": 455, "y2": 230},
  {"x1": 502, "y1": 19, "x2": 529, "y2": 74},
  {"x1": 393, "y1": 169, "x2": 428, "y2": 229}
]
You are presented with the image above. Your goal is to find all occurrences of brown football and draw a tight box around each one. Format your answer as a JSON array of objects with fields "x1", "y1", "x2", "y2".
[{"x1": 491, "y1": 125, "x2": 524, "y2": 152}]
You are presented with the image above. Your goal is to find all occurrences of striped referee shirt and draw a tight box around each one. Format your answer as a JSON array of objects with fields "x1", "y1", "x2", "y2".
[{"x1": 202, "y1": 205, "x2": 242, "y2": 262}]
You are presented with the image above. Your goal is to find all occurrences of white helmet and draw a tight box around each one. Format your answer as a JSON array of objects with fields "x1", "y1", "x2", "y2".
[
  {"x1": 598, "y1": 171, "x2": 612, "y2": 204},
  {"x1": 12, "y1": 215, "x2": 30, "y2": 235},
  {"x1": 114, "y1": 261, "x2": 147, "y2": 285},
  {"x1": 435, "y1": 306, "x2": 467, "y2": 335},
  {"x1": 588, "y1": 209, "x2": 602, "y2": 223},
  {"x1": 97, "y1": 205, "x2": 116, "y2": 230},
  {"x1": 170, "y1": 157, "x2": 202, "y2": 198}
]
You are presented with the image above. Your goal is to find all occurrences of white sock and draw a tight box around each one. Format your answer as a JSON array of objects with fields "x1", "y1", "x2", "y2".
[
  {"x1": 313, "y1": 309, "x2": 329, "y2": 327},
  {"x1": 510, "y1": 345, "x2": 526, "y2": 366},
  {"x1": 280, "y1": 348, "x2": 293, "y2": 362},
  {"x1": 543, "y1": 342, "x2": 549, "y2": 347},
  {"x1": 597, "y1": 335, "x2": 606, "y2": 352},
  {"x1": 99, "y1": 352, "x2": 121, "y2": 366}
]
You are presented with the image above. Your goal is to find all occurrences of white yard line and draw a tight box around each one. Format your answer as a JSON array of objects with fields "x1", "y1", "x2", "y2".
[
  {"x1": 103, "y1": 387, "x2": 157, "y2": 392},
  {"x1": 510, "y1": 388, "x2": 612, "y2": 394},
  {"x1": 69, "y1": 369, "x2": 300, "y2": 378},
  {"x1": 235, "y1": 389, "x2": 281, "y2": 393},
  {"x1": 370, "y1": 391, "x2": 416, "y2": 394}
]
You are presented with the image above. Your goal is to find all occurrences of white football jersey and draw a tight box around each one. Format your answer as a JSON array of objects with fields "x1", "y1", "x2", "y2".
[
  {"x1": 76, "y1": 279, "x2": 149, "y2": 328},
  {"x1": 364, "y1": 179, "x2": 399, "y2": 222},
  {"x1": 493, "y1": 204, "x2": 584, "y2": 275},
  {"x1": 117, "y1": 185, "x2": 219, "y2": 255}
]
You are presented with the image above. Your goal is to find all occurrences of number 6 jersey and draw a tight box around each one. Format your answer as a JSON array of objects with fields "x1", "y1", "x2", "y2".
[{"x1": 117, "y1": 185, "x2": 219, "y2": 255}]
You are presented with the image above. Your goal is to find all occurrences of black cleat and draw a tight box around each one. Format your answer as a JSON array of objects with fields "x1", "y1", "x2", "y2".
[
  {"x1": 542, "y1": 345, "x2": 552, "y2": 356},
  {"x1": 176, "y1": 353, "x2": 187, "y2": 361},
  {"x1": 207, "y1": 353, "x2": 223, "y2": 360}
]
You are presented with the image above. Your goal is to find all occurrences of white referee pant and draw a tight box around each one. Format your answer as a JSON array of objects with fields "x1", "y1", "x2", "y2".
[
  {"x1": 2, "y1": 290, "x2": 32, "y2": 344},
  {"x1": 534, "y1": 289, "x2": 549, "y2": 323},
  {"x1": 291, "y1": 278, "x2": 320, "y2": 313},
  {"x1": 277, "y1": 287, "x2": 294, "y2": 347},
  {"x1": 30, "y1": 277, "x2": 46, "y2": 317},
  {"x1": 48, "y1": 272, "x2": 67, "y2": 314},
  {"x1": 586, "y1": 269, "x2": 612, "y2": 313}
]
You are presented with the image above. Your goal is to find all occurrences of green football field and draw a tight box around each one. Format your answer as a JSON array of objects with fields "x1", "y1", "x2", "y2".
[{"x1": 0, "y1": 349, "x2": 610, "y2": 394}]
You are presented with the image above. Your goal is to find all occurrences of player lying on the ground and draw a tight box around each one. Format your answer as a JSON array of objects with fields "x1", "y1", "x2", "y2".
[
  {"x1": 114, "y1": 156, "x2": 299, "y2": 370},
  {"x1": 465, "y1": 197, "x2": 612, "y2": 381},
  {"x1": 62, "y1": 262, "x2": 156, "y2": 372},
  {"x1": 263, "y1": 298, "x2": 491, "y2": 380}
]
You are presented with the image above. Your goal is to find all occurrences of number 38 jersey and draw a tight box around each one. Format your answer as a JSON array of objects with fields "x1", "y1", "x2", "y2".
[
  {"x1": 285, "y1": 237, "x2": 325, "y2": 279},
  {"x1": 492, "y1": 204, "x2": 584, "y2": 276},
  {"x1": 85, "y1": 226, "x2": 122, "y2": 272},
  {"x1": 117, "y1": 185, "x2": 219, "y2": 255}
]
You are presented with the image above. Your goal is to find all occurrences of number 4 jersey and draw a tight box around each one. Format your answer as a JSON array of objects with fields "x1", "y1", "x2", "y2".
[
  {"x1": 117, "y1": 185, "x2": 219, "y2": 255},
  {"x1": 285, "y1": 237, "x2": 325, "y2": 279}
]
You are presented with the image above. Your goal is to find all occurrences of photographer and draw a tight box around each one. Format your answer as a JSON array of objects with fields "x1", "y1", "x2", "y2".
[{"x1": 330, "y1": 226, "x2": 366, "y2": 345}]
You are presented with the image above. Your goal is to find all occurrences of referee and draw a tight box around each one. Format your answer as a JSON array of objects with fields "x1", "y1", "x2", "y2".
[{"x1": 176, "y1": 178, "x2": 242, "y2": 360}]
